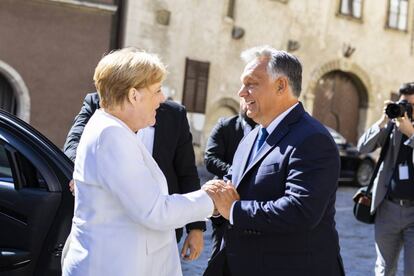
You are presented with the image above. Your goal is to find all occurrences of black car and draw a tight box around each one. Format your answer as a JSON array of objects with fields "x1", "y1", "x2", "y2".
[
  {"x1": 0, "y1": 110, "x2": 73, "y2": 275},
  {"x1": 326, "y1": 126, "x2": 376, "y2": 186}
]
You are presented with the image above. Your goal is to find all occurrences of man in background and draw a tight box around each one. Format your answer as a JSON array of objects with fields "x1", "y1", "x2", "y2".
[
  {"x1": 358, "y1": 82, "x2": 414, "y2": 275},
  {"x1": 204, "y1": 100, "x2": 256, "y2": 259}
]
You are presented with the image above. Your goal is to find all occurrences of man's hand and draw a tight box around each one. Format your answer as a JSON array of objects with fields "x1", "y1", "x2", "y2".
[
  {"x1": 69, "y1": 179, "x2": 75, "y2": 196},
  {"x1": 379, "y1": 101, "x2": 392, "y2": 128},
  {"x1": 202, "y1": 179, "x2": 226, "y2": 216},
  {"x1": 395, "y1": 112, "x2": 414, "y2": 137},
  {"x1": 180, "y1": 229, "x2": 204, "y2": 261},
  {"x1": 212, "y1": 182, "x2": 240, "y2": 220},
  {"x1": 204, "y1": 180, "x2": 240, "y2": 220},
  {"x1": 202, "y1": 179, "x2": 226, "y2": 193}
]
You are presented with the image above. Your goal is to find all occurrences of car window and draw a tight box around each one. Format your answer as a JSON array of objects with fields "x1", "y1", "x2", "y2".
[
  {"x1": 326, "y1": 126, "x2": 347, "y2": 145},
  {"x1": 0, "y1": 142, "x2": 47, "y2": 189},
  {"x1": 0, "y1": 144, "x2": 13, "y2": 183}
]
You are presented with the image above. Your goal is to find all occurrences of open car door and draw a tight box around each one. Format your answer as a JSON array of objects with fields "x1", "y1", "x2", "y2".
[{"x1": 0, "y1": 110, "x2": 73, "y2": 276}]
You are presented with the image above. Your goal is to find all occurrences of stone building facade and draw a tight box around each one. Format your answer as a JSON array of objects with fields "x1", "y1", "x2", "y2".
[
  {"x1": 2, "y1": 0, "x2": 411, "y2": 159},
  {"x1": 0, "y1": 0, "x2": 123, "y2": 146},
  {"x1": 122, "y1": 0, "x2": 414, "y2": 163}
]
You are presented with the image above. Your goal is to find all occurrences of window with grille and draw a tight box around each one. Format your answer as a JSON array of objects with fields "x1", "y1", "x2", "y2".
[
  {"x1": 182, "y1": 58, "x2": 210, "y2": 114},
  {"x1": 339, "y1": 0, "x2": 362, "y2": 19},
  {"x1": 227, "y1": 0, "x2": 235, "y2": 19},
  {"x1": 387, "y1": 0, "x2": 408, "y2": 31},
  {"x1": 0, "y1": 73, "x2": 17, "y2": 115}
]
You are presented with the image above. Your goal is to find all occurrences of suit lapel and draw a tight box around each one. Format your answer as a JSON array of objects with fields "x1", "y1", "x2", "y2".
[
  {"x1": 391, "y1": 125, "x2": 402, "y2": 165},
  {"x1": 233, "y1": 127, "x2": 258, "y2": 188},
  {"x1": 235, "y1": 103, "x2": 305, "y2": 189},
  {"x1": 243, "y1": 125, "x2": 289, "y2": 176},
  {"x1": 139, "y1": 141, "x2": 169, "y2": 194},
  {"x1": 238, "y1": 124, "x2": 290, "y2": 187},
  {"x1": 152, "y1": 107, "x2": 163, "y2": 161}
]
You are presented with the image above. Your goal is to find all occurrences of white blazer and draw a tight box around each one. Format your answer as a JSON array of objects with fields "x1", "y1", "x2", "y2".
[{"x1": 62, "y1": 109, "x2": 213, "y2": 276}]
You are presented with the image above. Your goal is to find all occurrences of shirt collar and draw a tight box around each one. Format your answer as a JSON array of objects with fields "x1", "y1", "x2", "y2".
[{"x1": 262, "y1": 102, "x2": 299, "y2": 135}]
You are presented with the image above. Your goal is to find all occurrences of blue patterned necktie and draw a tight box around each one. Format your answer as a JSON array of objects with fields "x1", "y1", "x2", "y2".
[{"x1": 256, "y1": 127, "x2": 269, "y2": 153}]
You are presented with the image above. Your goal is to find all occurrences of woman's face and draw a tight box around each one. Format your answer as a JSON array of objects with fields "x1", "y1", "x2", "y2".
[{"x1": 137, "y1": 82, "x2": 165, "y2": 127}]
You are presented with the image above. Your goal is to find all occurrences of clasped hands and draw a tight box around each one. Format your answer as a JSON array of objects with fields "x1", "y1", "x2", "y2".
[{"x1": 202, "y1": 180, "x2": 240, "y2": 220}]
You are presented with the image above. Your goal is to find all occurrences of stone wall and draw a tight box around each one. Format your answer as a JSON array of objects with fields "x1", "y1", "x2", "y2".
[{"x1": 123, "y1": 0, "x2": 414, "y2": 163}]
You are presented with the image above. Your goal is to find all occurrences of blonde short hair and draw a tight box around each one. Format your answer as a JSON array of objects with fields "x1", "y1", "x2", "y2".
[{"x1": 93, "y1": 47, "x2": 167, "y2": 108}]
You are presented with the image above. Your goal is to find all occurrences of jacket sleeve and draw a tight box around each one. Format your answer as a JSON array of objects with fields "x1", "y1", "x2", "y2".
[
  {"x1": 63, "y1": 94, "x2": 97, "y2": 162},
  {"x1": 404, "y1": 134, "x2": 414, "y2": 148},
  {"x1": 173, "y1": 107, "x2": 207, "y2": 232},
  {"x1": 357, "y1": 121, "x2": 392, "y2": 154},
  {"x1": 232, "y1": 133, "x2": 340, "y2": 233},
  {"x1": 96, "y1": 126, "x2": 214, "y2": 231},
  {"x1": 204, "y1": 118, "x2": 231, "y2": 178}
]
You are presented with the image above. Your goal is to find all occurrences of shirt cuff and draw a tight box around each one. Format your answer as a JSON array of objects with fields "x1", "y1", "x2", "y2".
[
  {"x1": 404, "y1": 133, "x2": 414, "y2": 147},
  {"x1": 229, "y1": 201, "x2": 237, "y2": 225}
]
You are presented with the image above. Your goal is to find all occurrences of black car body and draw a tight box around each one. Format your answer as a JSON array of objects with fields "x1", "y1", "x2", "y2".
[
  {"x1": 0, "y1": 110, "x2": 73, "y2": 275},
  {"x1": 326, "y1": 126, "x2": 376, "y2": 186}
]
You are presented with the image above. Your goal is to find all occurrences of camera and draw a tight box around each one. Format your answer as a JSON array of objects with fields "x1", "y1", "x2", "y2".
[{"x1": 385, "y1": 100, "x2": 413, "y2": 120}]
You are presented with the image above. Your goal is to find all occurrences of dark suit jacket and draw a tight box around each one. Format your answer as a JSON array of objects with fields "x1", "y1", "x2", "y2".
[
  {"x1": 204, "y1": 115, "x2": 255, "y2": 257},
  {"x1": 206, "y1": 103, "x2": 343, "y2": 276},
  {"x1": 205, "y1": 115, "x2": 254, "y2": 178},
  {"x1": 64, "y1": 93, "x2": 206, "y2": 241}
]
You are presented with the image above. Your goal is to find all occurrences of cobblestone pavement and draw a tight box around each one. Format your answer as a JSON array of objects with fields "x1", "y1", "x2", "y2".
[{"x1": 179, "y1": 172, "x2": 404, "y2": 275}]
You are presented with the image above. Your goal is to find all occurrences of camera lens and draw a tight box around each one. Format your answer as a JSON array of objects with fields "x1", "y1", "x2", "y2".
[{"x1": 385, "y1": 103, "x2": 404, "y2": 119}]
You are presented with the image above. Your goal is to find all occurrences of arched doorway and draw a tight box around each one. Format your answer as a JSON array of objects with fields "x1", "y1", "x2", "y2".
[
  {"x1": 0, "y1": 73, "x2": 17, "y2": 115},
  {"x1": 312, "y1": 70, "x2": 367, "y2": 145},
  {"x1": 204, "y1": 97, "x2": 239, "y2": 140},
  {"x1": 0, "y1": 61, "x2": 31, "y2": 122}
]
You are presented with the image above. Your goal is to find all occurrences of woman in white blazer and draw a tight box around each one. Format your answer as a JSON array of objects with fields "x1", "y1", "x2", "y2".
[{"x1": 61, "y1": 48, "x2": 216, "y2": 276}]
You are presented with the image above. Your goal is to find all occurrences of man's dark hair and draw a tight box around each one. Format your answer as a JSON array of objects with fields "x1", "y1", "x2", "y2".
[
  {"x1": 399, "y1": 82, "x2": 414, "y2": 95},
  {"x1": 269, "y1": 51, "x2": 302, "y2": 97},
  {"x1": 241, "y1": 46, "x2": 303, "y2": 97}
]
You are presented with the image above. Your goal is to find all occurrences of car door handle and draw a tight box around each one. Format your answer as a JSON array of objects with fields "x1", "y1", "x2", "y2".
[{"x1": 0, "y1": 248, "x2": 30, "y2": 269}]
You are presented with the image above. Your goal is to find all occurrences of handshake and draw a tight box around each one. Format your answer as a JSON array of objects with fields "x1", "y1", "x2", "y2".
[{"x1": 202, "y1": 180, "x2": 240, "y2": 220}]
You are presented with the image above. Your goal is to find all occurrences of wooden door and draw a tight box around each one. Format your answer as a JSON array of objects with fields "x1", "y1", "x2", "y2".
[{"x1": 312, "y1": 71, "x2": 360, "y2": 144}]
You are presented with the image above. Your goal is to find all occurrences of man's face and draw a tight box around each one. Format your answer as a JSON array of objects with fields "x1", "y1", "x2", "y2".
[
  {"x1": 239, "y1": 99, "x2": 248, "y2": 116},
  {"x1": 238, "y1": 58, "x2": 278, "y2": 127},
  {"x1": 399, "y1": 94, "x2": 414, "y2": 119}
]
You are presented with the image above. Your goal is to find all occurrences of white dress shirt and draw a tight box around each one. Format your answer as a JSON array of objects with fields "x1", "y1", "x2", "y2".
[{"x1": 136, "y1": 126, "x2": 155, "y2": 154}]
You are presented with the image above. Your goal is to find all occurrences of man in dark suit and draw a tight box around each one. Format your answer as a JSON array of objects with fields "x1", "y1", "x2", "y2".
[
  {"x1": 204, "y1": 102, "x2": 256, "y2": 259},
  {"x1": 204, "y1": 46, "x2": 344, "y2": 276},
  {"x1": 64, "y1": 93, "x2": 206, "y2": 261}
]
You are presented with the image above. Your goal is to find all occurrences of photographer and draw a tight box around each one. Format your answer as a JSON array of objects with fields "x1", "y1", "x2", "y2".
[{"x1": 358, "y1": 82, "x2": 414, "y2": 276}]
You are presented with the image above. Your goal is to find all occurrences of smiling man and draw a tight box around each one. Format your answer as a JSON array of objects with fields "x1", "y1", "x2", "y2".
[{"x1": 204, "y1": 46, "x2": 345, "y2": 276}]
